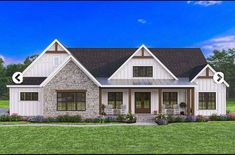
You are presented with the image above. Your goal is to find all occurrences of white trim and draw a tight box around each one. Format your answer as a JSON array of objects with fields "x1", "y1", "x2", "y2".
[
  {"x1": 108, "y1": 45, "x2": 178, "y2": 80},
  {"x1": 190, "y1": 64, "x2": 229, "y2": 87},
  {"x1": 22, "y1": 39, "x2": 71, "y2": 76},
  {"x1": 7, "y1": 85, "x2": 41, "y2": 88},
  {"x1": 40, "y1": 56, "x2": 101, "y2": 87}
]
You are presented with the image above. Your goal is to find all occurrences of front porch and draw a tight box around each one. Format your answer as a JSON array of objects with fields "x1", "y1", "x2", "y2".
[{"x1": 99, "y1": 87, "x2": 195, "y2": 116}]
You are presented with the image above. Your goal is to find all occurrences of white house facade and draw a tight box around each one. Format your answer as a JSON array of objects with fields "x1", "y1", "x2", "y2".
[{"x1": 7, "y1": 40, "x2": 229, "y2": 118}]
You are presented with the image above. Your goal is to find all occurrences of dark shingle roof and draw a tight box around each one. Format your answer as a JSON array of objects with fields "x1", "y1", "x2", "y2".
[
  {"x1": 9, "y1": 77, "x2": 47, "y2": 85},
  {"x1": 68, "y1": 48, "x2": 207, "y2": 78}
]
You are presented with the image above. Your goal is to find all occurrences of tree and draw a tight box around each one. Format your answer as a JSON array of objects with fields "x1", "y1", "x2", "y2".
[
  {"x1": 207, "y1": 48, "x2": 235, "y2": 99},
  {"x1": 0, "y1": 54, "x2": 38, "y2": 100}
]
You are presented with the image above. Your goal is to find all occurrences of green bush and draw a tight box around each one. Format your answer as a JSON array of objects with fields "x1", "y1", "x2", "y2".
[
  {"x1": 9, "y1": 113, "x2": 22, "y2": 121},
  {"x1": 125, "y1": 113, "x2": 136, "y2": 123},
  {"x1": 196, "y1": 115, "x2": 208, "y2": 122},
  {"x1": 56, "y1": 115, "x2": 82, "y2": 122},
  {"x1": 117, "y1": 114, "x2": 125, "y2": 122},
  {"x1": 0, "y1": 115, "x2": 10, "y2": 121}
]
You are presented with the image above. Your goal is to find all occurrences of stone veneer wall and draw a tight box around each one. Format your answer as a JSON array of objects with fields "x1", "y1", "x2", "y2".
[{"x1": 43, "y1": 60, "x2": 99, "y2": 118}]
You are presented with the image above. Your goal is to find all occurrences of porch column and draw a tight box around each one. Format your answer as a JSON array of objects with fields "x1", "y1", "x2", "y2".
[
  {"x1": 187, "y1": 89, "x2": 191, "y2": 115},
  {"x1": 99, "y1": 87, "x2": 102, "y2": 115},
  {"x1": 128, "y1": 89, "x2": 131, "y2": 113},
  {"x1": 159, "y1": 89, "x2": 162, "y2": 114},
  {"x1": 191, "y1": 88, "x2": 195, "y2": 116}
]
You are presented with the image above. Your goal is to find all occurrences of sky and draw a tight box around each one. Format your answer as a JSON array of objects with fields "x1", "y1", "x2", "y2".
[{"x1": 0, "y1": 1, "x2": 235, "y2": 64}]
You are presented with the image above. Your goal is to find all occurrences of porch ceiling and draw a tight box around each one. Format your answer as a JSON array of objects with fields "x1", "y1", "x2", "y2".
[{"x1": 97, "y1": 77, "x2": 196, "y2": 88}]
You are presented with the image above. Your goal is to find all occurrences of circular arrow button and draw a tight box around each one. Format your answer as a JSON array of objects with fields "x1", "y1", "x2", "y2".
[
  {"x1": 12, "y1": 72, "x2": 23, "y2": 84},
  {"x1": 213, "y1": 72, "x2": 224, "y2": 84}
]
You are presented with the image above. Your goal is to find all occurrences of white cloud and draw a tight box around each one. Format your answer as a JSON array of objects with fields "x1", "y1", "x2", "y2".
[
  {"x1": 137, "y1": 19, "x2": 147, "y2": 24},
  {"x1": 0, "y1": 54, "x2": 23, "y2": 65},
  {"x1": 187, "y1": 1, "x2": 222, "y2": 6},
  {"x1": 201, "y1": 35, "x2": 235, "y2": 56}
]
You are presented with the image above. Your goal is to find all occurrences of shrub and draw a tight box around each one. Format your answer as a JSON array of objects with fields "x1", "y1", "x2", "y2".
[
  {"x1": 226, "y1": 109, "x2": 230, "y2": 114},
  {"x1": 155, "y1": 114, "x2": 168, "y2": 125},
  {"x1": 209, "y1": 114, "x2": 219, "y2": 121},
  {"x1": 209, "y1": 114, "x2": 235, "y2": 121},
  {"x1": 156, "y1": 114, "x2": 168, "y2": 120},
  {"x1": 167, "y1": 114, "x2": 175, "y2": 123},
  {"x1": 47, "y1": 117, "x2": 59, "y2": 122},
  {"x1": 125, "y1": 113, "x2": 136, "y2": 123},
  {"x1": 174, "y1": 115, "x2": 186, "y2": 122},
  {"x1": 185, "y1": 115, "x2": 197, "y2": 122},
  {"x1": 196, "y1": 115, "x2": 208, "y2": 122},
  {"x1": 9, "y1": 113, "x2": 22, "y2": 121},
  {"x1": 83, "y1": 118, "x2": 96, "y2": 123},
  {"x1": 95, "y1": 116, "x2": 105, "y2": 123},
  {"x1": 117, "y1": 114, "x2": 125, "y2": 122},
  {"x1": 0, "y1": 115, "x2": 10, "y2": 121},
  {"x1": 28, "y1": 116, "x2": 48, "y2": 123},
  {"x1": 57, "y1": 115, "x2": 82, "y2": 122}
]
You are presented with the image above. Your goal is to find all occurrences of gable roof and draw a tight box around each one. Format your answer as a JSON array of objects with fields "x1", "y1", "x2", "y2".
[
  {"x1": 190, "y1": 64, "x2": 229, "y2": 87},
  {"x1": 8, "y1": 77, "x2": 47, "y2": 85},
  {"x1": 108, "y1": 45, "x2": 178, "y2": 80},
  {"x1": 68, "y1": 47, "x2": 207, "y2": 78}
]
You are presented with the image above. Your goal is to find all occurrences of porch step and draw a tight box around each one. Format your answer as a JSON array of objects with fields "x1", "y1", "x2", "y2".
[{"x1": 135, "y1": 114, "x2": 156, "y2": 123}]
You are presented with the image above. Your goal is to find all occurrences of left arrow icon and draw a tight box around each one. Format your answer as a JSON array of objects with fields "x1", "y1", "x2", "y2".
[{"x1": 12, "y1": 72, "x2": 23, "y2": 84}]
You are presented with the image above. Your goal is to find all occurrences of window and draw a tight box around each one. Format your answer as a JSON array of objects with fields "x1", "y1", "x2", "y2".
[
  {"x1": 163, "y1": 92, "x2": 177, "y2": 108},
  {"x1": 108, "y1": 92, "x2": 123, "y2": 109},
  {"x1": 133, "y1": 66, "x2": 153, "y2": 77},
  {"x1": 20, "y1": 92, "x2": 38, "y2": 101},
  {"x1": 57, "y1": 91, "x2": 86, "y2": 111},
  {"x1": 199, "y1": 92, "x2": 216, "y2": 110}
]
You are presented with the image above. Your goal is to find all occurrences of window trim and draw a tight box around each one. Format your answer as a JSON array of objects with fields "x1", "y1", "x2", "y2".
[
  {"x1": 108, "y1": 92, "x2": 123, "y2": 109},
  {"x1": 20, "y1": 92, "x2": 39, "y2": 101},
  {"x1": 56, "y1": 90, "x2": 86, "y2": 111},
  {"x1": 198, "y1": 92, "x2": 216, "y2": 110},
  {"x1": 162, "y1": 92, "x2": 178, "y2": 108},
  {"x1": 133, "y1": 66, "x2": 153, "y2": 78}
]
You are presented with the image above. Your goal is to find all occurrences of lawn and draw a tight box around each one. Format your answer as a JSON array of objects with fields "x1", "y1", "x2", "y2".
[
  {"x1": 0, "y1": 122, "x2": 234, "y2": 154},
  {"x1": 227, "y1": 99, "x2": 235, "y2": 113},
  {"x1": 0, "y1": 100, "x2": 9, "y2": 109}
]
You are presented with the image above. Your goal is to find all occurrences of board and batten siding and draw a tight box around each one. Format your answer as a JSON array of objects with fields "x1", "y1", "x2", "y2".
[
  {"x1": 194, "y1": 79, "x2": 226, "y2": 116},
  {"x1": 110, "y1": 58, "x2": 174, "y2": 79},
  {"x1": 23, "y1": 53, "x2": 69, "y2": 77},
  {"x1": 10, "y1": 87, "x2": 43, "y2": 116}
]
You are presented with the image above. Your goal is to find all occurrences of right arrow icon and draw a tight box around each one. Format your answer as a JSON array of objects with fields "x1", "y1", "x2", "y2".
[{"x1": 213, "y1": 72, "x2": 224, "y2": 84}]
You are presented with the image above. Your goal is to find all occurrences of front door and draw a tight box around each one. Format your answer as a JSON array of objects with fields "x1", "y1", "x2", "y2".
[{"x1": 135, "y1": 92, "x2": 151, "y2": 113}]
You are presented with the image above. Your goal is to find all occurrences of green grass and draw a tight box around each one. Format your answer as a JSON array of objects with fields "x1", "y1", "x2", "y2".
[
  {"x1": 0, "y1": 100, "x2": 9, "y2": 109},
  {"x1": 0, "y1": 122, "x2": 234, "y2": 154},
  {"x1": 227, "y1": 99, "x2": 235, "y2": 113}
]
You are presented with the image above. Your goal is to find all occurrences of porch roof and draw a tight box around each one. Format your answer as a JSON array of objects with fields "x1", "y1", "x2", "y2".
[{"x1": 97, "y1": 78, "x2": 196, "y2": 88}]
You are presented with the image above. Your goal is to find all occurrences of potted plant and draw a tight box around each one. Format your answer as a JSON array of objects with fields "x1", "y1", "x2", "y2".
[
  {"x1": 155, "y1": 114, "x2": 168, "y2": 125},
  {"x1": 124, "y1": 113, "x2": 136, "y2": 123}
]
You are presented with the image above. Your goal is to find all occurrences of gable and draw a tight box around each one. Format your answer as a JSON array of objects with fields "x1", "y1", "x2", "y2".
[
  {"x1": 23, "y1": 40, "x2": 70, "y2": 77},
  {"x1": 108, "y1": 45, "x2": 177, "y2": 80},
  {"x1": 191, "y1": 64, "x2": 229, "y2": 87}
]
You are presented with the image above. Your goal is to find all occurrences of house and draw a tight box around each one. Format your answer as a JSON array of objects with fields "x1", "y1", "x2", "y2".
[{"x1": 7, "y1": 39, "x2": 229, "y2": 118}]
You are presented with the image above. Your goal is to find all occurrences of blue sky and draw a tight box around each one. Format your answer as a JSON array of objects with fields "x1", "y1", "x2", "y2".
[{"x1": 0, "y1": 1, "x2": 235, "y2": 64}]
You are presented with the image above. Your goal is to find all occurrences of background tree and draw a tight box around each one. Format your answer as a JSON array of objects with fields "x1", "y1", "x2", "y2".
[
  {"x1": 207, "y1": 48, "x2": 235, "y2": 99},
  {"x1": 0, "y1": 54, "x2": 38, "y2": 99}
]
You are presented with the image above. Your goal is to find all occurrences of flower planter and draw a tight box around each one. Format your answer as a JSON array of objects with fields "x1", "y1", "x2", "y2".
[{"x1": 156, "y1": 119, "x2": 168, "y2": 125}]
